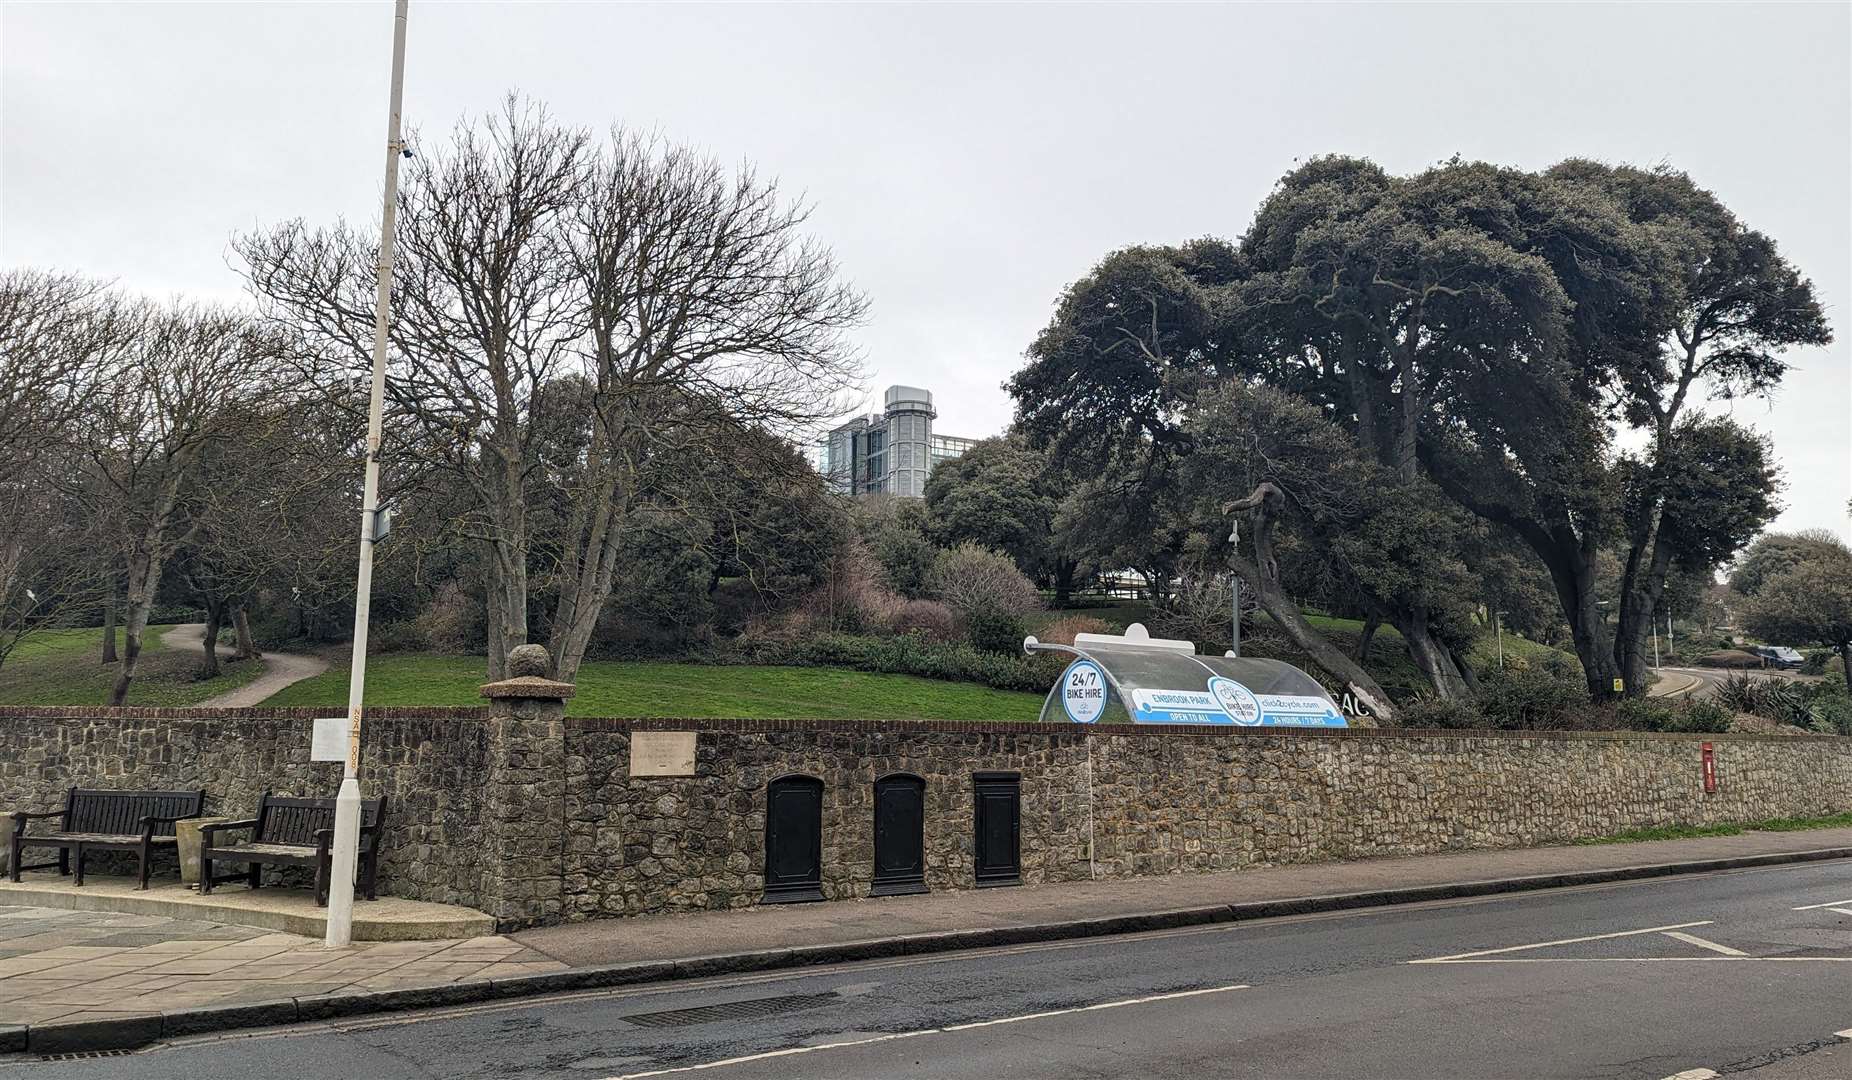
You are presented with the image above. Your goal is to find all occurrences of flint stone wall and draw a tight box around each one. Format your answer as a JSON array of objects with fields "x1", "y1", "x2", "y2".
[
  {"x1": 5, "y1": 704, "x2": 1852, "y2": 928},
  {"x1": 0, "y1": 706, "x2": 492, "y2": 908},
  {"x1": 562, "y1": 720, "x2": 1852, "y2": 919}
]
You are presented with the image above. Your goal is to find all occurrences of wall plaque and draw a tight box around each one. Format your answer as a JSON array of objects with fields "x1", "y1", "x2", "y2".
[{"x1": 630, "y1": 731, "x2": 697, "y2": 777}]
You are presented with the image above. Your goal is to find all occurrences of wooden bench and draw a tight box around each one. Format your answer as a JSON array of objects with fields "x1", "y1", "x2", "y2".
[
  {"x1": 200, "y1": 792, "x2": 387, "y2": 906},
  {"x1": 9, "y1": 788, "x2": 208, "y2": 889}
]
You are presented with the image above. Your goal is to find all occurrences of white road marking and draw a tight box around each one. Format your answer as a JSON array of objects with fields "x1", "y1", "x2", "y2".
[
  {"x1": 600, "y1": 984, "x2": 1251, "y2": 1079},
  {"x1": 1659, "y1": 1069, "x2": 1719, "y2": 1080},
  {"x1": 1828, "y1": 907, "x2": 1852, "y2": 917},
  {"x1": 1661, "y1": 931, "x2": 1749, "y2": 957},
  {"x1": 1418, "y1": 956, "x2": 1852, "y2": 964},
  {"x1": 1836, "y1": 1027, "x2": 1852, "y2": 1039},
  {"x1": 1791, "y1": 899, "x2": 1852, "y2": 910},
  {"x1": 1409, "y1": 921, "x2": 1714, "y2": 964}
]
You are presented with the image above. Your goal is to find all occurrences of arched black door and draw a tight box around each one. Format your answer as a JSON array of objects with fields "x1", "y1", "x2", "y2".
[
  {"x1": 763, "y1": 775, "x2": 824, "y2": 903},
  {"x1": 871, "y1": 774, "x2": 927, "y2": 897}
]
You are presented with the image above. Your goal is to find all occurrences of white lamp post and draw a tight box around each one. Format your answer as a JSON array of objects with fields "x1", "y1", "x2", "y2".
[{"x1": 326, "y1": 0, "x2": 410, "y2": 949}]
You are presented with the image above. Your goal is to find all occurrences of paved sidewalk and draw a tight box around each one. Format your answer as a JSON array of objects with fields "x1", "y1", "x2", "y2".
[
  {"x1": 0, "y1": 905, "x2": 563, "y2": 1031},
  {"x1": 514, "y1": 827, "x2": 1852, "y2": 966},
  {"x1": 3, "y1": 827, "x2": 1848, "y2": 1053}
]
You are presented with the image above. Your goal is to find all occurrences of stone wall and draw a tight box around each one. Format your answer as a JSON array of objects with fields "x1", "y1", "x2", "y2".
[
  {"x1": 0, "y1": 706, "x2": 493, "y2": 909},
  {"x1": 6, "y1": 703, "x2": 1852, "y2": 928},
  {"x1": 560, "y1": 719, "x2": 1852, "y2": 918}
]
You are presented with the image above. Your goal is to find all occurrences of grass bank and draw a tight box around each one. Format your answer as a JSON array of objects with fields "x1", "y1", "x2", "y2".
[
  {"x1": 262, "y1": 653, "x2": 1046, "y2": 721},
  {"x1": 1577, "y1": 811, "x2": 1852, "y2": 845},
  {"x1": 0, "y1": 625, "x2": 265, "y2": 707}
]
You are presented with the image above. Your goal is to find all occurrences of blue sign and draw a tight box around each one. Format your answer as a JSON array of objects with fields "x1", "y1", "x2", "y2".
[{"x1": 1124, "y1": 680, "x2": 1347, "y2": 727}]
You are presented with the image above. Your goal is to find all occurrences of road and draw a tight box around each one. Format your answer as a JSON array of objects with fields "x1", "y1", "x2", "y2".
[
  {"x1": 1652, "y1": 666, "x2": 1733, "y2": 700},
  {"x1": 167, "y1": 623, "x2": 329, "y2": 708},
  {"x1": 8, "y1": 861, "x2": 1850, "y2": 1080}
]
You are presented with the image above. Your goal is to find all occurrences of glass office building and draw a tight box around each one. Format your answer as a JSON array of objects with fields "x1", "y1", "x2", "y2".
[{"x1": 819, "y1": 386, "x2": 978, "y2": 497}]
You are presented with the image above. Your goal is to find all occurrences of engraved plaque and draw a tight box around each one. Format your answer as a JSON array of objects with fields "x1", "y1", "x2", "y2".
[{"x1": 630, "y1": 731, "x2": 697, "y2": 777}]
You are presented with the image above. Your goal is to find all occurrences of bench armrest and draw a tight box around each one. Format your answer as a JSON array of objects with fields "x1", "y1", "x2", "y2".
[
  {"x1": 200, "y1": 818, "x2": 259, "y2": 844},
  {"x1": 138, "y1": 811, "x2": 202, "y2": 838},
  {"x1": 9, "y1": 810, "x2": 65, "y2": 834}
]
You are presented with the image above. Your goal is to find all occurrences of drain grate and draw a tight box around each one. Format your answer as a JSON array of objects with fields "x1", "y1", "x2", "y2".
[
  {"x1": 39, "y1": 1050, "x2": 133, "y2": 1062},
  {"x1": 619, "y1": 992, "x2": 840, "y2": 1029}
]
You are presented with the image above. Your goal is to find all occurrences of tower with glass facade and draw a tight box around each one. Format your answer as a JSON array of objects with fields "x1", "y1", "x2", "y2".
[{"x1": 819, "y1": 385, "x2": 978, "y2": 497}]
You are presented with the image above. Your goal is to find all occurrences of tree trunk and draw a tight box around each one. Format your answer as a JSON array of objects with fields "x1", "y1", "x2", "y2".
[
  {"x1": 1541, "y1": 533, "x2": 1620, "y2": 701},
  {"x1": 1354, "y1": 613, "x2": 1382, "y2": 664},
  {"x1": 1397, "y1": 608, "x2": 1472, "y2": 699},
  {"x1": 101, "y1": 575, "x2": 119, "y2": 664},
  {"x1": 198, "y1": 600, "x2": 224, "y2": 680},
  {"x1": 1225, "y1": 483, "x2": 1398, "y2": 723},
  {"x1": 111, "y1": 539, "x2": 165, "y2": 707},
  {"x1": 1053, "y1": 559, "x2": 1077, "y2": 609},
  {"x1": 1613, "y1": 540, "x2": 1673, "y2": 699},
  {"x1": 232, "y1": 604, "x2": 260, "y2": 659}
]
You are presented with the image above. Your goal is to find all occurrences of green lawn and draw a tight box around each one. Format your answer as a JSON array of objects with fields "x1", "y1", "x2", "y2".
[
  {"x1": 0, "y1": 625, "x2": 266, "y2": 707},
  {"x1": 262, "y1": 654, "x2": 1047, "y2": 721}
]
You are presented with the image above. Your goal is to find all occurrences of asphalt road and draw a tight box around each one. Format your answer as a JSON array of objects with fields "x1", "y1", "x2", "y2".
[{"x1": 8, "y1": 861, "x2": 1850, "y2": 1080}]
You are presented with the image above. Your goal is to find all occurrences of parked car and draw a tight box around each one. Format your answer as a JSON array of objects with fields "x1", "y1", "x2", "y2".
[{"x1": 1752, "y1": 645, "x2": 1804, "y2": 669}]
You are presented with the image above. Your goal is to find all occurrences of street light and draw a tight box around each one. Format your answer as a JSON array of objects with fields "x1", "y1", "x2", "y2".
[
  {"x1": 326, "y1": 0, "x2": 410, "y2": 949},
  {"x1": 1494, "y1": 610, "x2": 1506, "y2": 669}
]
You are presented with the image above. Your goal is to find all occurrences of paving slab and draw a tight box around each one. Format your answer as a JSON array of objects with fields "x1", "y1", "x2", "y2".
[{"x1": 0, "y1": 873, "x2": 493, "y2": 941}]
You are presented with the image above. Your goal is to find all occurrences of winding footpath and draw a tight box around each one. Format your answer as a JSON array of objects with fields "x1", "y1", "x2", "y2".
[{"x1": 166, "y1": 622, "x2": 330, "y2": 707}]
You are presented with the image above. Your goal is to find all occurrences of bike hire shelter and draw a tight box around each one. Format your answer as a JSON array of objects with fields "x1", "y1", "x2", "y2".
[{"x1": 1023, "y1": 623, "x2": 1347, "y2": 728}]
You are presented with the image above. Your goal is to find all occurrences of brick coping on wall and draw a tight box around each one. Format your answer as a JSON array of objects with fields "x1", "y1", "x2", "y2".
[
  {"x1": 1, "y1": 705, "x2": 490, "y2": 720},
  {"x1": 4, "y1": 705, "x2": 1844, "y2": 744},
  {"x1": 600, "y1": 716, "x2": 1847, "y2": 743}
]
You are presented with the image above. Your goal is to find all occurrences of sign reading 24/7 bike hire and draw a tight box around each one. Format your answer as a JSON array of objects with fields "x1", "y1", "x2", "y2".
[{"x1": 1060, "y1": 660, "x2": 1108, "y2": 723}]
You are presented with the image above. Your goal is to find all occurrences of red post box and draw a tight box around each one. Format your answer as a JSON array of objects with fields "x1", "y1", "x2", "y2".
[{"x1": 1701, "y1": 741, "x2": 1717, "y2": 793}]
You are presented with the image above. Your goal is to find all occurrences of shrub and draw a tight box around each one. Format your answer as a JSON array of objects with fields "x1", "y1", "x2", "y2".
[
  {"x1": 886, "y1": 599, "x2": 958, "y2": 642},
  {"x1": 929, "y1": 543, "x2": 1041, "y2": 653},
  {"x1": 805, "y1": 538, "x2": 902, "y2": 635},
  {"x1": 1699, "y1": 649, "x2": 1763, "y2": 669},
  {"x1": 1616, "y1": 697, "x2": 1733, "y2": 734},
  {"x1": 413, "y1": 582, "x2": 484, "y2": 654},
  {"x1": 1394, "y1": 696, "x2": 1481, "y2": 729},
  {"x1": 966, "y1": 611, "x2": 1027, "y2": 656},
  {"x1": 1150, "y1": 574, "x2": 1236, "y2": 652},
  {"x1": 1673, "y1": 699, "x2": 1735, "y2": 733},
  {"x1": 1037, "y1": 615, "x2": 1109, "y2": 646},
  {"x1": 1715, "y1": 673, "x2": 1810, "y2": 725},
  {"x1": 1801, "y1": 649, "x2": 1831, "y2": 676},
  {"x1": 726, "y1": 630, "x2": 1065, "y2": 694},
  {"x1": 1474, "y1": 668, "x2": 1588, "y2": 730}
]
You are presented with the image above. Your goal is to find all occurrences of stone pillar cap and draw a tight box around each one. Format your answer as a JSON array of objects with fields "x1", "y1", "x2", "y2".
[
  {"x1": 480, "y1": 675, "x2": 576, "y2": 701},
  {"x1": 480, "y1": 644, "x2": 576, "y2": 700}
]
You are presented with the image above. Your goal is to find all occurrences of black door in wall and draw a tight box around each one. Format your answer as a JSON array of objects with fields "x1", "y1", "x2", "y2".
[
  {"x1": 763, "y1": 775, "x2": 824, "y2": 903},
  {"x1": 972, "y1": 772, "x2": 1021, "y2": 887},
  {"x1": 872, "y1": 774, "x2": 927, "y2": 896}
]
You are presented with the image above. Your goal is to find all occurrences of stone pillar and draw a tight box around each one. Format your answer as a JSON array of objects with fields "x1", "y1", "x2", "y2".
[{"x1": 478, "y1": 644, "x2": 575, "y2": 928}]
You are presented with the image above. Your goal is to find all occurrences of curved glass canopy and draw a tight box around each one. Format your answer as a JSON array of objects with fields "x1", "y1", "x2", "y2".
[{"x1": 1027, "y1": 624, "x2": 1346, "y2": 728}]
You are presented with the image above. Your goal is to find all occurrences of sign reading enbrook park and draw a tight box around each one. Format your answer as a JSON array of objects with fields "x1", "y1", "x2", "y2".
[{"x1": 1030, "y1": 623, "x2": 1348, "y2": 728}]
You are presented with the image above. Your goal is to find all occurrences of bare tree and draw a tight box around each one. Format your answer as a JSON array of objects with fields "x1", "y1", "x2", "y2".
[
  {"x1": 240, "y1": 95, "x2": 865, "y2": 681},
  {"x1": 543, "y1": 130, "x2": 864, "y2": 679},
  {"x1": 0, "y1": 271, "x2": 119, "y2": 668},
  {"x1": 73, "y1": 302, "x2": 274, "y2": 704}
]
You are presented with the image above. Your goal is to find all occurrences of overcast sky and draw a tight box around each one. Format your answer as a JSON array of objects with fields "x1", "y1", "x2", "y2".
[{"x1": 3, "y1": 2, "x2": 1847, "y2": 539}]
